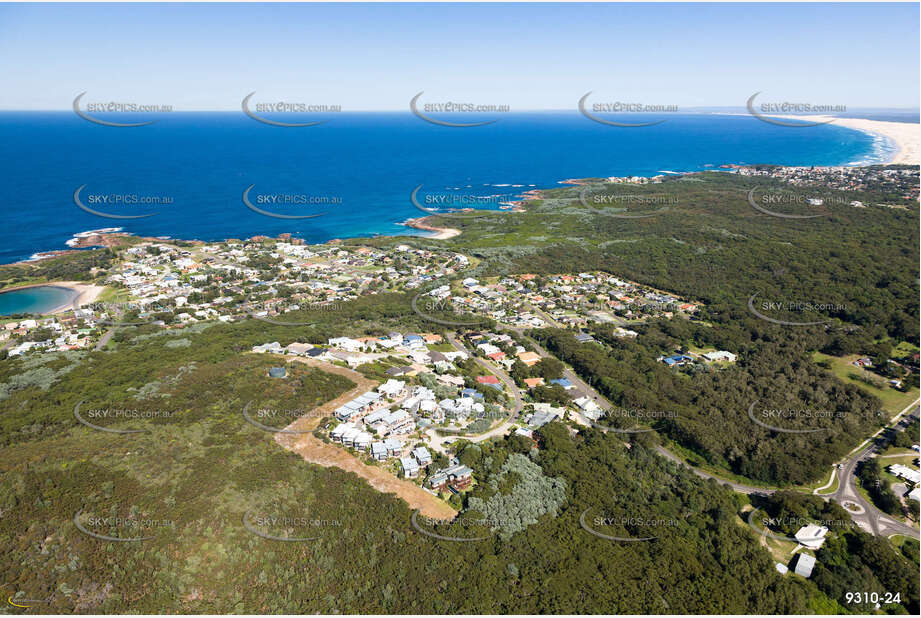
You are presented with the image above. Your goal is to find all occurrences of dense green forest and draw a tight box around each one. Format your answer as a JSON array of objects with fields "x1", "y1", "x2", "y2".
[
  {"x1": 532, "y1": 320, "x2": 884, "y2": 485},
  {"x1": 0, "y1": 327, "x2": 823, "y2": 614},
  {"x1": 1, "y1": 317, "x2": 915, "y2": 613},
  {"x1": 1, "y1": 168, "x2": 918, "y2": 613}
]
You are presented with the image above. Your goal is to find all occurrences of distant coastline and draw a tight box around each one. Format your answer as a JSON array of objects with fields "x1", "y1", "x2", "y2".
[
  {"x1": 3, "y1": 113, "x2": 916, "y2": 269},
  {"x1": 767, "y1": 115, "x2": 919, "y2": 165}
]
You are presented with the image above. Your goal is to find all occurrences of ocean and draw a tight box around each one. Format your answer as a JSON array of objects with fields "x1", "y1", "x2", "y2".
[{"x1": 0, "y1": 110, "x2": 895, "y2": 264}]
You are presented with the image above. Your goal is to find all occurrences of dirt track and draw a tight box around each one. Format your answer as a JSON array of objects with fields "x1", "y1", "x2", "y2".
[{"x1": 274, "y1": 355, "x2": 457, "y2": 519}]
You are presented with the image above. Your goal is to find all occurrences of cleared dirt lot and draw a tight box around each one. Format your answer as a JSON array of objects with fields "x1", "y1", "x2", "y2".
[{"x1": 274, "y1": 355, "x2": 457, "y2": 519}]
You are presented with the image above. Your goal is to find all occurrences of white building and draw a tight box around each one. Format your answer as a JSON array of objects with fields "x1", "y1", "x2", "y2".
[
  {"x1": 793, "y1": 553, "x2": 816, "y2": 578},
  {"x1": 794, "y1": 524, "x2": 829, "y2": 550},
  {"x1": 703, "y1": 350, "x2": 737, "y2": 362},
  {"x1": 378, "y1": 379, "x2": 406, "y2": 398},
  {"x1": 573, "y1": 396, "x2": 603, "y2": 421},
  {"x1": 889, "y1": 464, "x2": 920, "y2": 484}
]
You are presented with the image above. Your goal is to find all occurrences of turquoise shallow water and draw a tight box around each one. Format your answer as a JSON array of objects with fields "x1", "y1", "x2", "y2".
[{"x1": 0, "y1": 286, "x2": 78, "y2": 316}]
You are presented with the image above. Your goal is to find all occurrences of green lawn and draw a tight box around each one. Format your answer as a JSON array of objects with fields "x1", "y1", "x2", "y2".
[{"x1": 812, "y1": 352, "x2": 919, "y2": 414}]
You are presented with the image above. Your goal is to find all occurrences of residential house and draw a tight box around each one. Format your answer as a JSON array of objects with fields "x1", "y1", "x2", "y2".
[
  {"x1": 523, "y1": 377, "x2": 545, "y2": 389},
  {"x1": 427, "y1": 464, "x2": 474, "y2": 491},
  {"x1": 400, "y1": 456, "x2": 420, "y2": 478},
  {"x1": 573, "y1": 396, "x2": 603, "y2": 421},
  {"x1": 794, "y1": 524, "x2": 829, "y2": 550},
  {"x1": 413, "y1": 446, "x2": 433, "y2": 466}
]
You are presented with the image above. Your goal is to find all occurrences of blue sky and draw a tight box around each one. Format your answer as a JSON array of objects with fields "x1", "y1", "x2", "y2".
[{"x1": 0, "y1": 2, "x2": 917, "y2": 110}]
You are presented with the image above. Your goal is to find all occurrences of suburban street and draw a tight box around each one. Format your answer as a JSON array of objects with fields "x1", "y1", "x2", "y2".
[
  {"x1": 419, "y1": 332, "x2": 525, "y2": 453},
  {"x1": 511, "y1": 327, "x2": 614, "y2": 414}
]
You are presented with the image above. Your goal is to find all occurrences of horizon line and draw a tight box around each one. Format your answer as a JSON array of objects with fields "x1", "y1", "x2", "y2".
[{"x1": 2, "y1": 106, "x2": 919, "y2": 113}]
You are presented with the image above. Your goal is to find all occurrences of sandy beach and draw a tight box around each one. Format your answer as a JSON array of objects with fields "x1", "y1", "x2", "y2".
[
  {"x1": 38, "y1": 281, "x2": 105, "y2": 313},
  {"x1": 770, "y1": 115, "x2": 919, "y2": 165},
  {"x1": 54, "y1": 281, "x2": 106, "y2": 312},
  {"x1": 403, "y1": 217, "x2": 462, "y2": 240}
]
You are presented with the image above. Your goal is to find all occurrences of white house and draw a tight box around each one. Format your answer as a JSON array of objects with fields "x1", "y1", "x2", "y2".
[
  {"x1": 573, "y1": 396, "x2": 603, "y2": 421},
  {"x1": 794, "y1": 524, "x2": 829, "y2": 550},
  {"x1": 328, "y1": 337, "x2": 363, "y2": 352},
  {"x1": 703, "y1": 350, "x2": 738, "y2": 363},
  {"x1": 378, "y1": 379, "x2": 406, "y2": 398},
  {"x1": 400, "y1": 456, "x2": 420, "y2": 478},
  {"x1": 889, "y1": 464, "x2": 921, "y2": 484}
]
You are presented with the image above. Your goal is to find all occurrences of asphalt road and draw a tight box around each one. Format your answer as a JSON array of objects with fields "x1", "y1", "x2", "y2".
[
  {"x1": 826, "y1": 404, "x2": 919, "y2": 538},
  {"x1": 510, "y1": 327, "x2": 614, "y2": 413},
  {"x1": 451, "y1": 322, "x2": 919, "y2": 541},
  {"x1": 513, "y1": 322, "x2": 920, "y2": 540}
]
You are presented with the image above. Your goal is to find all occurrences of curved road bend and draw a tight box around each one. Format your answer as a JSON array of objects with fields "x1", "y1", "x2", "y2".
[
  {"x1": 421, "y1": 333, "x2": 524, "y2": 452},
  {"x1": 826, "y1": 404, "x2": 919, "y2": 538},
  {"x1": 495, "y1": 320, "x2": 917, "y2": 540}
]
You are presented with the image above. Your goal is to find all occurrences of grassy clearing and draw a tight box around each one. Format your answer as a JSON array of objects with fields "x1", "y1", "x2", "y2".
[{"x1": 812, "y1": 351, "x2": 919, "y2": 414}]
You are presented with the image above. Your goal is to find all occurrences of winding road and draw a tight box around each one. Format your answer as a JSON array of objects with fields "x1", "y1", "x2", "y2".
[
  {"x1": 824, "y1": 402, "x2": 919, "y2": 538},
  {"x1": 422, "y1": 333, "x2": 525, "y2": 453},
  {"x1": 511, "y1": 322, "x2": 920, "y2": 540}
]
